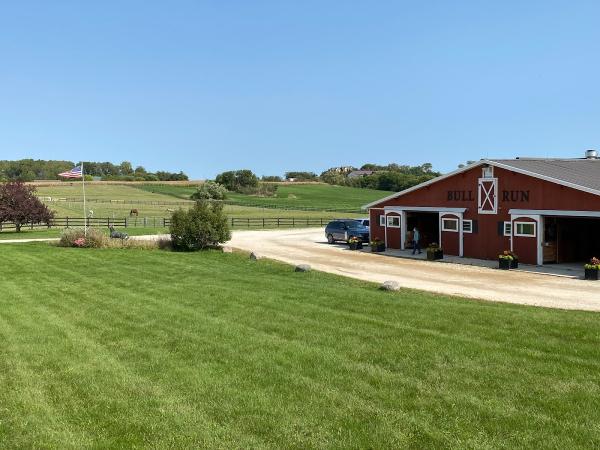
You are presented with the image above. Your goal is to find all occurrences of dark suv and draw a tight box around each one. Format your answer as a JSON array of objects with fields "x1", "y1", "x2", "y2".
[{"x1": 324, "y1": 219, "x2": 370, "y2": 244}]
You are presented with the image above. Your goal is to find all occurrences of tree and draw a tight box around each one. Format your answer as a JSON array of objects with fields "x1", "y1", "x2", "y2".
[
  {"x1": 190, "y1": 181, "x2": 227, "y2": 201},
  {"x1": 261, "y1": 175, "x2": 283, "y2": 182},
  {"x1": 0, "y1": 182, "x2": 55, "y2": 232},
  {"x1": 215, "y1": 170, "x2": 258, "y2": 192},
  {"x1": 170, "y1": 201, "x2": 231, "y2": 251},
  {"x1": 284, "y1": 171, "x2": 318, "y2": 181},
  {"x1": 119, "y1": 161, "x2": 134, "y2": 176},
  {"x1": 134, "y1": 166, "x2": 147, "y2": 177}
]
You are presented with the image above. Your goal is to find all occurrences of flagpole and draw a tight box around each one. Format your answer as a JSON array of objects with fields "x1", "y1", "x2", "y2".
[{"x1": 82, "y1": 162, "x2": 87, "y2": 236}]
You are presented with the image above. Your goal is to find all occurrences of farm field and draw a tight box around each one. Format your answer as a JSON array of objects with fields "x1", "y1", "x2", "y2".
[
  {"x1": 34, "y1": 183, "x2": 369, "y2": 219},
  {"x1": 1, "y1": 245, "x2": 599, "y2": 447},
  {"x1": 137, "y1": 183, "x2": 394, "y2": 211}
]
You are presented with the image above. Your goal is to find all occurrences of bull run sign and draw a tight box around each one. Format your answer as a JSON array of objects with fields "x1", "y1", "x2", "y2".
[{"x1": 447, "y1": 190, "x2": 530, "y2": 202}]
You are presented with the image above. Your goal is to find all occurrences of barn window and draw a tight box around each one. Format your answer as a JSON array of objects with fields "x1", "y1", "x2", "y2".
[
  {"x1": 462, "y1": 219, "x2": 473, "y2": 233},
  {"x1": 515, "y1": 222, "x2": 536, "y2": 237},
  {"x1": 482, "y1": 165, "x2": 494, "y2": 178},
  {"x1": 379, "y1": 215, "x2": 386, "y2": 226},
  {"x1": 442, "y1": 218, "x2": 459, "y2": 232},
  {"x1": 503, "y1": 221, "x2": 512, "y2": 236},
  {"x1": 386, "y1": 216, "x2": 400, "y2": 228}
]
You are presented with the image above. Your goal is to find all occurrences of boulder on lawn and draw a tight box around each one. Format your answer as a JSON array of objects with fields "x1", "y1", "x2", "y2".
[
  {"x1": 222, "y1": 246, "x2": 233, "y2": 253},
  {"x1": 250, "y1": 252, "x2": 261, "y2": 261},
  {"x1": 295, "y1": 264, "x2": 311, "y2": 272},
  {"x1": 380, "y1": 281, "x2": 400, "y2": 291}
]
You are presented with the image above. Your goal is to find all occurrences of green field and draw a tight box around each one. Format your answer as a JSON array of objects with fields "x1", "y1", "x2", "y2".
[
  {"x1": 1, "y1": 244, "x2": 599, "y2": 448},
  {"x1": 33, "y1": 183, "x2": 375, "y2": 219},
  {"x1": 137, "y1": 183, "x2": 393, "y2": 211}
]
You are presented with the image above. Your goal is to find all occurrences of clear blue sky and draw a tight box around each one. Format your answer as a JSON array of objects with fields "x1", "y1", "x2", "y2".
[{"x1": 2, "y1": 1, "x2": 599, "y2": 179}]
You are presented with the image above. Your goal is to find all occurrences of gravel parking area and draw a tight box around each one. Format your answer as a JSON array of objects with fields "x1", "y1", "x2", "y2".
[{"x1": 228, "y1": 228, "x2": 600, "y2": 312}]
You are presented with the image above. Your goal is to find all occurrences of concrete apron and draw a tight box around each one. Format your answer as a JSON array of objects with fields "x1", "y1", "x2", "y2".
[{"x1": 366, "y1": 247, "x2": 584, "y2": 279}]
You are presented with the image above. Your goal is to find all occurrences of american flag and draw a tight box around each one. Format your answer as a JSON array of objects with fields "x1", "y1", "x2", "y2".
[{"x1": 58, "y1": 165, "x2": 83, "y2": 178}]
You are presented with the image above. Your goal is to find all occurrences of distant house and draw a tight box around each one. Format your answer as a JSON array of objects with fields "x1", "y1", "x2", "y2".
[{"x1": 347, "y1": 170, "x2": 375, "y2": 179}]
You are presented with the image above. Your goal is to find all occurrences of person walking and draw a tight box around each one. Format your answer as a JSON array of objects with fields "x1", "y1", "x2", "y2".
[{"x1": 412, "y1": 227, "x2": 422, "y2": 255}]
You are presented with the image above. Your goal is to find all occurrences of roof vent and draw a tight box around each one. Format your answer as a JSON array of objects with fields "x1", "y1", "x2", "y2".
[{"x1": 585, "y1": 149, "x2": 598, "y2": 159}]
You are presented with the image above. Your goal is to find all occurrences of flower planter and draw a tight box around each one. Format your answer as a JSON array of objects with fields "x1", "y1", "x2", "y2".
[
  {"x1": 349, "y1": 242, "x2": 363, "y2": 250},
  {"x1": 498, "y1": 258, "x2": 511, "y2": 270},
  {"x1": 371, "y1": 243, "x2": 385, "y2": 252},
  {"x1": 585, "y1": 268, "x2": 599, "y2": 280},
  {"x1": 511, "y1": 259, "x2": 519, "y2": 269},
  {"x1": 427, "y1": 249, "x2": 443, "y2": 261}
]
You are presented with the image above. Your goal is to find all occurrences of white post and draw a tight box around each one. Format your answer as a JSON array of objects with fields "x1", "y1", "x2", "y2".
[
  {"x1": 400, "y1": 211, "x2": 407, "y2": 250},
  {"x1": 82, "y1": 163, "x2": 87, "y2": 236}
]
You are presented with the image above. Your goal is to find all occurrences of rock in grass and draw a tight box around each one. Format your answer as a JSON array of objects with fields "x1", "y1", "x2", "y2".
[
  {"x1": 380, "y1": 281, "x2": 400, "y2": 291},
  {"x1": 250, "y1": 252, "x2": 261, "y2": 261},
  {"x1": 295, "y1": 264, "x2": 311, "y2": 272},
  {"x1": 222, "y1": 246, "x2": 233, "y2": 253}
]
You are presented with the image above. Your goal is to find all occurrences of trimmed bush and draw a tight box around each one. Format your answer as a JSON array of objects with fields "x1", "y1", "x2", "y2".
[
  {"x1": 58, "y1": 228, "x2": 107, "y2": 248},
  {"x1": 170, "y1": 201, "x2": 231, "y2": 251}
]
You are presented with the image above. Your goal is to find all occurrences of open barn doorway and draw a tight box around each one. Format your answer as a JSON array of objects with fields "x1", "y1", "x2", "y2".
[
  {"x1": 543, "y1": 217, "x2": 600, "y2": 264},
  {"x1": 405, "y1": 212, "x2": 439, "y2": 250}
]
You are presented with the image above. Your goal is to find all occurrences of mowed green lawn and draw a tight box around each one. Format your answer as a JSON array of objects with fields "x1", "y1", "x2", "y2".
[
  {"x1": 1, "y1": 245, "x2": 600, "y2": 448},
  {"x1": 0, "y1": 227, "x2": 169, "y2": 240}
]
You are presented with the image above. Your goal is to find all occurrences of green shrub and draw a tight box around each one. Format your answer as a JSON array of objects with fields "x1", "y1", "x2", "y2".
[
  {"x1": 215, "y1": 169, "x2": 258, "y2": 192},
  {"x1": 58, "y1": 228, "x2": 107, "y2": 248},
  {"x1": 236, "y1": 182, "x2": 277, "y2": 197},
  {"x1": 190, "y1": 181, "x2": 227, "y2": 201},
  {"x1": 170, "y1": 201, "x2": 231, "y2": 251}
]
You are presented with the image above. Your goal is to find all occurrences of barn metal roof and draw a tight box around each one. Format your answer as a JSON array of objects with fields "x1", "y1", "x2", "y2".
[{"x1": 489, "y1": 158, "x2": 600, "y2": 193}]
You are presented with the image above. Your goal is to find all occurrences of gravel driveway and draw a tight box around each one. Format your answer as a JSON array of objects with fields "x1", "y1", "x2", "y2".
[{"x1": 227, "y1": 228, "x2": 600, "y2": 312}]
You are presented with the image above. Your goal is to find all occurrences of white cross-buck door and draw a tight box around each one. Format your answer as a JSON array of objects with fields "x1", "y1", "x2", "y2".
[{"x1": 478, "y1": 178, "x2": 498, "y2": 214}]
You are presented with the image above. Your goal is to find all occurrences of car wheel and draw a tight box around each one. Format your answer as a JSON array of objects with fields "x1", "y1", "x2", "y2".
[{"x1": 327, "y1": 234, "x2": 334, "y2": 244}]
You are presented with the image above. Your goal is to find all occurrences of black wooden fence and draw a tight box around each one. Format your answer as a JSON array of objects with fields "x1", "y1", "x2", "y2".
[
  {"x1": 45, "y1": 197, "x2": 361, "y2": 213},
  {"x1": 0, "y1": 217, "x2": 333, "y2": 231}
]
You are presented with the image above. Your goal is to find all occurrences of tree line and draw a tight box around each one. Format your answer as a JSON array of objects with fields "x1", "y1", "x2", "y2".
[
  {"x1": 202, "y1": 162, "x2": 440, "y2": 199},
  {"x1": 0, "y1": 159, "x2": 188, "y2": 182},
  {"x1": 252, "y1": 163, "x2": 440, "y2": 192}
]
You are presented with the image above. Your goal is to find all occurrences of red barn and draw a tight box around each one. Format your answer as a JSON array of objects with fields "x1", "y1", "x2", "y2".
[{"x1": 364, "y1": 153, "x2": 600, "y2": 265}]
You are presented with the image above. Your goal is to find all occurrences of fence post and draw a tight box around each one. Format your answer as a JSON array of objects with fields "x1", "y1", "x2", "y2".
[
  {"x1": 66, "y1": 217, "x2": 69, "y2": 228},
  {"x1": 292, "y1": 217, "x2": 295, "y2": 228},
  {"x1": 262, "y1": 218, "x2": 265, "y2": 228}
]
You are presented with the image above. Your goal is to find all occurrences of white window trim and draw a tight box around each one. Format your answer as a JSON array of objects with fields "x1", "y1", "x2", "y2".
[
  {"x1": 386, "y1": 215, "x2": 400, "y2": 228},
  {"x1": 482, "y1": 165, "x2": 494, "y2": 178},
  {"x1": 462, "y1": 219, "x2": 473, "y2": 233},
  {"x1": 442, "y1": 218, "x2": 459, "y2": 232},
  {"x1": 514, "y1": 221, "x2": 536, "y2": 237},
  {"x1": 503, "y1": 221, "x2": 512, "y2": 237},
  {"x1": 379, "y1": 215, "x2": 386, "y2": 226}
]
